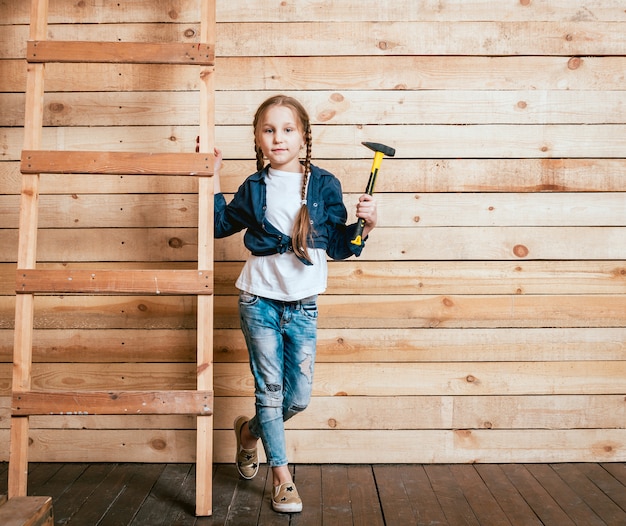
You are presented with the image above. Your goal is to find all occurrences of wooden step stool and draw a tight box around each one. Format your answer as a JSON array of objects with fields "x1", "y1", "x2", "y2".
[{"x1": 0, "y1": 496, "x2": 53, "y2": 526}]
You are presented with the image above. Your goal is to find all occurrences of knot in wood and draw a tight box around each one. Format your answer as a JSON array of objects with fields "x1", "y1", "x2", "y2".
[
  {"x1": 49, "y1": 102, "x2": 65, "y2": 113},
  {"x1": 317, "y1": 110, "x2": 336, "y2": 122},
  {"x1": 151, "y1": 438, "x2": 167, "y2": 450},
  {"x1": 168, "y1": 237, "x2": 184, "y2": 248},
  {"x1": 513, "y1": 244, "x2": 529, "y2": 258},
  {"x1": 568, "y1": 57, "x2": 582, "y2": 70}
]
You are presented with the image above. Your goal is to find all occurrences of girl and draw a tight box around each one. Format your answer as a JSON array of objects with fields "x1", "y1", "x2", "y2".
[{"x1": 213, "y1": 95, "x2": 377, "y2": 513}]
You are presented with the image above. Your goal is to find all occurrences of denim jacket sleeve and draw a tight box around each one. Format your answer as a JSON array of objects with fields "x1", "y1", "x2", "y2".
[
  {"x1": 309, "y1": 165, "x2": 366, "y2": 260},
  {"x1": 214, "y1": 169, "x2": 294, "y2": 257}
]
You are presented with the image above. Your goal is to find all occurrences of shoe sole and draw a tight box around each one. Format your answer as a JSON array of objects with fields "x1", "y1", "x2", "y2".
[{"x1": 272, "y1": 502, "x2": 303, "y2": 513}]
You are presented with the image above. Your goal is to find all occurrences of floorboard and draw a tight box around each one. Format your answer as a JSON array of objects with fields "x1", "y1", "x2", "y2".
[{"x1": 1, "y1": 462, "x2": 625, "y2": 525}]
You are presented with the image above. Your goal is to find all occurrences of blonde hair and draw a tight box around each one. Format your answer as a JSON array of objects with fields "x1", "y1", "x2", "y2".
[{"x1": 253, "y1": 95, "x2": 313, "y2": 263}]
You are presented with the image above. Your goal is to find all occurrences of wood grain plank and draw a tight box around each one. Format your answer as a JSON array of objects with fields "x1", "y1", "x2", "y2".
[
  {"x1": 12, "y1": 390, "x2": 212, "y2": 416},
  {"x1": 4, "y1": 56, "x2": 626, "y2": 92},
  {"x1": 1, "y1": 428, "x2": 625, "y2": 464},
  {"x1": 346, "y1": 465, "x2": 384, "y2": 526},
  {"x1": 4, "y1": 122, "x2": 626, "y2": 162},
  {"x1": 5, "y1": 192, "x2": 624, "y2": 229},
  {"x1": 5, "y1": 158, "x2": 626, "y2": 195},
  {"x1": 27, "y1": 41, "x2": 213, "y2": 65},
  {"x1": 550, "y1": 463, "x2": 626, "y2": 525},
  {"x1": 9, "y1": 123, "x2": 626, "y2": 159},
  {"x1": 500, "y1": 465, "x2": 575, "y2": 526},
  {"x1": 1, "y1": 323, "x2": 626, "y2": 365},
  {"x1": 373, "y1": 465, "x2": 419, "y2": 525},
  {"x1": 398, "y1": 464, "x2": 448, "y2": 525},
  {"x1": 21, "y1": 151, "x2": 213, "y2": 176},
  {"x1": 7, "y1": 90, "x2": 626, "y2": 127},
  {"x1": 12, "y1": 22, "x2": 626, "y2": 58},
  {"x1": 5, "y1": 1, "x2": 626, "y2": 24},
  {"x1": 449, "y1": 465, "x2": 513, "y2": 526},
  {"x1": 217, "y1": 21, "x2": 626, "y2": 57},
  {"x1": 582, "y1": 464, "x2": 626, "y2": 512},
  {"x1": 7, "y1": 225, "x2": 624, "y2": 263},
  {"x1": 45, "y1": 463, "x2": 116, "y2": 526},
  {"x1": 16, "y1": 269, "x2": 213, "y2": 295},
  {"x1": 2, "y1": 293, "x2": 626, "y2": 331},
  {"x1": 291, "y1": 464, "x2": 323, "y2": 526},
  {"x1": 217, "y1": 1, "x2": 626, "y2": 23},
  {"x1": 321, "y1": 465, "x2": 353, "y2": 526},
  {"x1": 525, "y1": 464, "x2": 605, "y2": 526},
  {"x1": 127, "y1": 463, "x2": 195, "y2": 525},
  {"x1": 424, "y1": 464, "x2": 480, "y2": 525},
  {"x1": 1, "y1": 394, "x2": 623, "y2": 433},
  {"x1": 474, "y1": 465, "x2": 543, "y2": 525},
  {"x1": 73, "y1": 463, "x2": 165, "y2": 526},
  {"x1": 4, "y1": 261, "x2": 626, "y2": 297},
  {"x1": 226, "y1": 465, "x2": 270, "y2": 525}
]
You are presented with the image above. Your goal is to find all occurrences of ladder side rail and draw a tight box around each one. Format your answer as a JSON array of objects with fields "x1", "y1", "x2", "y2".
[
  {"x1": 9, "y1": 0, "x2": 49, "y2": 499},
  {"x1": 196, "y1": 0, "x2": 216, "y2": 516}
]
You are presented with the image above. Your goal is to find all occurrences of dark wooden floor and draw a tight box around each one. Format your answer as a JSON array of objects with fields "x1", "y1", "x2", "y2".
[{"x1": 1, "y1": 462, "x2": 626, "y2": 525}]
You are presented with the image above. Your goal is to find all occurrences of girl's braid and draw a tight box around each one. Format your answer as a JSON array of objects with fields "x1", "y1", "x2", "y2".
[
  {"x1": 301, "y1": 123, "x2": 312, "y2": 200},
  {"x1": 255, "y1": 145, "x2": 265, "y2": 172}
]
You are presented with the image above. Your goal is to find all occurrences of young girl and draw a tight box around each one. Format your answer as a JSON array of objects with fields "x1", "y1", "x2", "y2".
[{"x1": 213, "y1": 95, "x2": 377, "y2": 513}]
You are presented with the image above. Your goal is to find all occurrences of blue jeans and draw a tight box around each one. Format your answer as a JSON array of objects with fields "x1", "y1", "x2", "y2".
[{"x1": 238, "y1": 291, "x2": 318, "y2": 468}]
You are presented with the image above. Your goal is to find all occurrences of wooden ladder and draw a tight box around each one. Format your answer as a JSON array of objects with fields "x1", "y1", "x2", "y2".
[{"x1": 9, "y1": 0, "x2": 216, "y2": 517}]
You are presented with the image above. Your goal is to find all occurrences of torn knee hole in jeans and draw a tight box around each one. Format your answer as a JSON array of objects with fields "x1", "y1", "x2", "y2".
[
  {"x1": 299, "y1": 355, "x2": 313, "y2": 381},
  {"x1": 266, "y1": 383, "x2": 281, "y2": 393}
]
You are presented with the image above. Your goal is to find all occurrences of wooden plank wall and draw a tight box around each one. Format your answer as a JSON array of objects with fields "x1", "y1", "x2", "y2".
[{"x1": 1, "y1": 1, "x2": 625, "y2": 464}]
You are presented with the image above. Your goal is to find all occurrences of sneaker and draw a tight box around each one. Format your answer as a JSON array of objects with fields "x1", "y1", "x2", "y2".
[
  {"x1": 271, "y1": 482, "x2": 303, "y2": 513},
  {"x1": 234, "y1": 415, "x2": 258, "y2": 480}
]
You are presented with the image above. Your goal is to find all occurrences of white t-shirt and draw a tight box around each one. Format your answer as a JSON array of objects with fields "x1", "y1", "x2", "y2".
[{"x1": 236, "y1": 167, "x2": 327, "y2": 301}]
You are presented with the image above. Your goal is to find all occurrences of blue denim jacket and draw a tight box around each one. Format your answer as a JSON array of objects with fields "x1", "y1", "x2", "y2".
[{"x1": 214, "y1": 164, "x2": 365, "y2": 265}]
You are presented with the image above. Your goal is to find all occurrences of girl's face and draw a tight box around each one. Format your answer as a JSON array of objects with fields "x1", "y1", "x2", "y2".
[{"x1": 255, "y1": 104, "x2": 305, "y2": 173}]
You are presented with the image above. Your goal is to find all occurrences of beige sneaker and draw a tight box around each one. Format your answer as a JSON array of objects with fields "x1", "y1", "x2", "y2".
[
  {"x1": 272, "y1": 482, "x2": 302, "y2": 513},
  {"x1": 234, "y1": 416, "x2": 258, "y2": 480}
]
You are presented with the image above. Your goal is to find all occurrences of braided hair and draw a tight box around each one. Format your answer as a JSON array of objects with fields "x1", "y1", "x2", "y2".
[{"x1": 253, "y1": 95, "x2": 314, "y2": 263}]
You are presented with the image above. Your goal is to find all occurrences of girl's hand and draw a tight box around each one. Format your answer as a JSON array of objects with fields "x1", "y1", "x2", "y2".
[
  {"x1": 356, "y1": 194, "x2": 377, "y2": 236},
  {"x1": 213, "y1": 147, "x2": 223, "y2": 194}
]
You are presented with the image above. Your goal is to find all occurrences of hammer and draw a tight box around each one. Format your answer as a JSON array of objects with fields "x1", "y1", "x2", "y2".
[{"x1": 350, "y1": 141, "x2": 396, "y2": 246}]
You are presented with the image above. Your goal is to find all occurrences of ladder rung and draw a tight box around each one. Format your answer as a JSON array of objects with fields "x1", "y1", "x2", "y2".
[
  {"x1": 16, "y1": 269, "x2": 213, "y2": 295},
  {"x1": 27, "y1": 40, "x2": 214, "y2": 65},
  {"x1": 21, "y1": 151, "x2": 213, "y2": 176},
  {"x1": 12, "y1": 390, "x2": 213, "y2": 416}
]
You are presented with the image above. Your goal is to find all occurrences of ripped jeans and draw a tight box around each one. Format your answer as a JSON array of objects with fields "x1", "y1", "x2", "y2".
[{"x1": 238, "y1": 291, "x2": 318, "y2": 468}]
